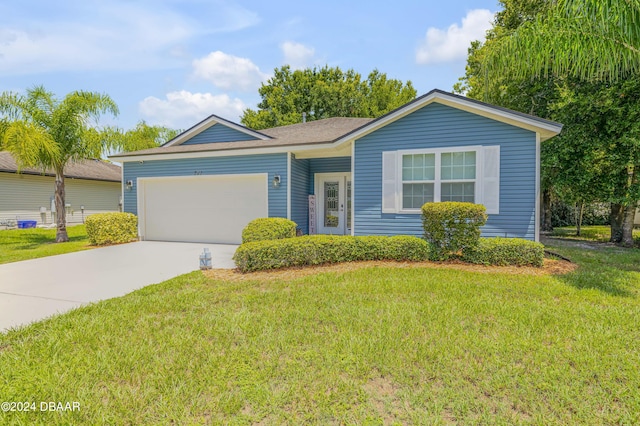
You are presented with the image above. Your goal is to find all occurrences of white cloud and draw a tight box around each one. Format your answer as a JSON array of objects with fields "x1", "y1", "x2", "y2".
[
  {"x1": 280, "y1": 41, "x2": 315, "y2": 69},
  {"x1": 192, "y1": 51, "x2": 268, "y2": 92},
  {"x1": 416, "y1": 9, "x2": 494, "y2": 65},
  {"x1": 0, "y1": 1, "x2": 260, "y2": 76},
  {"x1": 139, "y1": 90, "x2": 247, "y2": 128}
]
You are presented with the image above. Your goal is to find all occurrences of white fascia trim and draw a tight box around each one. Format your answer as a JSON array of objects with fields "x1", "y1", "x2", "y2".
[
  {"x1": 287, "y1": 152, "x2": 292, "y2": 220},
  {"x1": 333, "y1": 91, "x2": 562, "y2": 146},
  {"x1": 434, "y1": 96, "x2": 562, "y2": 141},
  {"x1": 164, "y1": 116, "x2": 270, "y2": 147},
  {"x1": 351, "y1": 141, "x2": 355, "y2": 236},
  {"x1": 535, "y1": 133, "x2": 541, "y2": 242},
  {"x1": 113, "y1": 143, "x2": 338, "y2": 162},
  {"x1": 120, "y1": 164, "x2": 124, "y2": 213}
]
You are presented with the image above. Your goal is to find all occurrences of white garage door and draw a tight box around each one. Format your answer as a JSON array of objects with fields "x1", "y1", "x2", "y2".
[{"x1": 138, "y1": 174, "x2": 268, "y2": 244}]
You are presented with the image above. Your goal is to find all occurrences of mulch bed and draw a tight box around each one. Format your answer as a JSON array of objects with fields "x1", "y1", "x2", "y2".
[{"x1": 203, "y1": 258, "x2": 577, "y2": 283}]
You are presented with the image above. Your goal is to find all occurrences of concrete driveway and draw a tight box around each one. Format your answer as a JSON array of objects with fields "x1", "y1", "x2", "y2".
[{"x1": 0, "y1": 241, "x2": 237, "y2": 332}]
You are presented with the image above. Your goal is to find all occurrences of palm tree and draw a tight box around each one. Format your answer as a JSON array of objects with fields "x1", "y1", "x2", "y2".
[
  {"x1": 482, "y1": 0, "x2": 640, "y2": 81},
  {"x1": 0, "y1": 86, "x2": 120, "y2": 242}
]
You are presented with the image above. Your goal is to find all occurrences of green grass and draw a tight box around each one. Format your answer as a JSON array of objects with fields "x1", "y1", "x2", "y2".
[
  {"x1": 1, "y1": 243, "x2": 639, "y2": 424},
  {"x1": 552, "y1": 225, "x2": 640, "y2": 243},
  {"x1": 0, "y1": 225, "x2": 91, "y2": 264}
]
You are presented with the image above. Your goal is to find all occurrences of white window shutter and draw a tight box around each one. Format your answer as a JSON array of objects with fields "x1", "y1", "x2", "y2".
[
  {"x1": 382, "y1": 151, "x2": 398, "y2": 213},
  {"x1": 482, "y1": 146, "x2": 500, "y2": 214}
]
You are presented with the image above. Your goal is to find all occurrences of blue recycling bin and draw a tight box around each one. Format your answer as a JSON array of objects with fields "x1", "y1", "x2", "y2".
[{"x1": 17, "y1": 220, "x2": 37, "y2": 229}]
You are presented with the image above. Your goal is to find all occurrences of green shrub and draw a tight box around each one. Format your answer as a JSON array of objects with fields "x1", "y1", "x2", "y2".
[
  {"x1": 462, "y1": 237, "x2": 544, "y2": 267},
  {"x1": 85, "y1": 212, "x2": 138, "y2": 246},
  {"x1": 233, "y1": 235, "x2": 431, "y2": 272},
  {"x1": 422, "y1": 202, "x2": 487, "y2": 260},
  {"x1": 241, "y1": 217, "x2": 297, "y2": 243}
]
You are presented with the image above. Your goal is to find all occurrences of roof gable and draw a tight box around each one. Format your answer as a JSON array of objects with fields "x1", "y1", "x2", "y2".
[
  {"x1": 164, "y1": 114, "x2": 271, "y2": 147},
  {"x1": 336, "y1": 89, "x2": 563, "y2": 144}
]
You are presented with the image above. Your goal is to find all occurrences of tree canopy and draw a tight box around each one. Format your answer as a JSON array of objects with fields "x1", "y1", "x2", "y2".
[
  {"x1": 241, "y1": 65, "x2": 416, "y2": 130},
  {"x1": 480, "y1": 0, "x2": 640, "y2": 82}
]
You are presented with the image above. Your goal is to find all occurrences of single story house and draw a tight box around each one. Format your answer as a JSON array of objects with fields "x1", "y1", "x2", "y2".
[
  {"x1": 0, "y1": 151, "x2": 122, "y2": 228},
  {"x1": 110, "y1": 89, "x2": 563, "y2": 244}
]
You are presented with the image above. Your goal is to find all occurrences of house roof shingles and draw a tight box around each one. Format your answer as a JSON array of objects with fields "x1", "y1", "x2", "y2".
[
  {"x1": 0, "y1": 151, "x2": 121, "y2": 182},
  {"x1": 111, "y1": 117, "x2": 374, "y2": 157}
]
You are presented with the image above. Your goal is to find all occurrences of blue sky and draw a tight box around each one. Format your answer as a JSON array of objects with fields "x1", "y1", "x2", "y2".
[{"x1": 0, "y1": 0, "x2": 499, "y2": 131}]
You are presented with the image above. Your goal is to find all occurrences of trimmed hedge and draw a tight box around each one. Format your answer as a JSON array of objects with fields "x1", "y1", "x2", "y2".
[
  {"x1": 85, "y1": 212, "x2": 138, "y2": 246},
  {"x1": 233, "y1": 235, "x2": 431, "y2": 272},
  {"x1": 462, "y1": 237, "x2": 544, "y2": 267},
  {"x1": 422, "y1": 202, "x2": 487, "y2": 260},
  {"x1": 242, "y1": 217, "x2": 297, "y2": 243}
]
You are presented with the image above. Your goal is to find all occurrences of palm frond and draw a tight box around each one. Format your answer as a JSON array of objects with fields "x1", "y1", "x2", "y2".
[
  {"x1": 2, "y1": 121, "x2": 59, "y2": 170},
  {"x1": 482, "y1": 0, "x2": 640, "y2": 82}
]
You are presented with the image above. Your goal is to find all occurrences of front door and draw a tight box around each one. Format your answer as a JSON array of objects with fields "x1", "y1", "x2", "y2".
[{"x1": 317, "y1": 173, "x2": 351, "y2": 235}]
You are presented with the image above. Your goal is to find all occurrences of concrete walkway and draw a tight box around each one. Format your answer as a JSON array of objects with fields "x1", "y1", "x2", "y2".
[{"x1": 0, "y1": 241, "x2": 237, "y2": 332}]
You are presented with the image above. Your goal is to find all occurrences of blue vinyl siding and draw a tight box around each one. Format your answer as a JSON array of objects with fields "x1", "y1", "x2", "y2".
[
  {"x1": 308, "y1": 157, "x2": 351, "y2": 194},
  {"x1": 354, "y1": 103, "x2": 537, "y2": 240},
  {"x1": 290, "y1": 155, "x2": 310, "y2": 234},
  {"x1": 182, "y1": 123, "x2": 259, "y2": 145},
  {"x1": 123, "y1": 153, "x2": 287, "y2": 218}
]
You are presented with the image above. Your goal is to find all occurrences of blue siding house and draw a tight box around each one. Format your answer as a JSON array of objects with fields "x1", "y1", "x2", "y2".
[{"x1": 111, "y1": 90, "x2": 562, "y2": 244}]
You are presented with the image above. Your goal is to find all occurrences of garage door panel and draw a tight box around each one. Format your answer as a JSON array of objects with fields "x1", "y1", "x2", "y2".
[{"x1": 140, "y1": 174, "x2": 268, "y2": 244}]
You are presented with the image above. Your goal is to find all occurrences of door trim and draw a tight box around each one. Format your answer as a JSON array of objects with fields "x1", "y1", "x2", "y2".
[{"x1": 314, "y1": 172, "x2": 351, "y2": 235}]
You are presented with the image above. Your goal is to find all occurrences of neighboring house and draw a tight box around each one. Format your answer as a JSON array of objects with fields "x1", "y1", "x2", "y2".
[
  {"x1": 0, "y1": 151, "x2": 122, "y2": 227},
  {"x1": 110, "y1": 89, "x2": 563, "y2": 244}
]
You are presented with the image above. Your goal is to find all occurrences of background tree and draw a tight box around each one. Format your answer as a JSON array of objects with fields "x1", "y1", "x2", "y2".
[
  {"x1": 241, "y1": 65, "x2": 416, "y2": 129},
  {"x1": 478, "y1": 0, "x2": 640, "y2": 246},
  {"x1": 117, "y1": 121, "x2": 180, "y2": 152},
  {"x1": 0, "y1": 86, "x2": 175, "y2": 243}
]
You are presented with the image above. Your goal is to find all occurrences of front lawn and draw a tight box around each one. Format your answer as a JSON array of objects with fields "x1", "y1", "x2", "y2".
[
  {"x1": 0, "y1": 243, "x2": 639, "y2": 424},
  {"x1": 0, "y1": 225, "x2": 91, "y2": 264}
]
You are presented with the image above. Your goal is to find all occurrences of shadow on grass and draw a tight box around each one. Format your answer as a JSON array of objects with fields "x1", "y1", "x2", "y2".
[
  {"x1": 547, "y1": 243, "x2": 640, "y2": 297},
  {"x1": 558, "y1": 268, "x2": 636, "y2": 297},
  {"x1": 0, "y1": 229, "x2": 88, "y2": 250}
]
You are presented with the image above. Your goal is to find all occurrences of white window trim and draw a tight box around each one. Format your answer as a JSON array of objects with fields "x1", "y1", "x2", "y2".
[{"x1": 396, "y1": 145, "x2": 484, "y2": 214}]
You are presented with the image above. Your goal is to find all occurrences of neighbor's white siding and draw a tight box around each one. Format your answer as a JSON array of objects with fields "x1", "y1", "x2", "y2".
[{"x1": 0, "y1": 173, "x2": 121, "y2": 227}]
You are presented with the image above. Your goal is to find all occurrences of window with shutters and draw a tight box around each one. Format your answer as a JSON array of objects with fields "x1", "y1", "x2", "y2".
[{"x1": 382, "y1": 146, "x2": 500, "y2": 215}]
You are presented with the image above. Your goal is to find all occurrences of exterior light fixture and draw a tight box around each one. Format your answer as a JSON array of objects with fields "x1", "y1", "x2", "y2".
[
  {"x1": 126, "y1": 180, "x2": 134, "y2": 190},
  {"x1": 272, "y1": 175, "x2": 281, "y2": 188}
]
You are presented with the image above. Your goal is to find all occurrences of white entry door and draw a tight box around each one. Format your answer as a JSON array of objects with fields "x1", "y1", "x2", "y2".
[{"x1": 316, "y1": 173, "x2": 351, "y2": 235}]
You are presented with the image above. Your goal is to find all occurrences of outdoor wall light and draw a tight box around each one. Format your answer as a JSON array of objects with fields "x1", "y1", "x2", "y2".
[
  {"x1": 126, "y1": 180, "x2": 134, "y2": 190},
  {"x1": 272, "y1": 175, "x2": 281, "y2": 188}
]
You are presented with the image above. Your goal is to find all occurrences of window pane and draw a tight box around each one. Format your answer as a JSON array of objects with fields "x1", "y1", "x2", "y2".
[
  {"x1": 465, "y1": 165, "x2": 476, "y2": 179},
  {"x1": 441, "y1": 182, "x2": 475, "y2": 203},
  {"x1": 402, "y1": 155, "x2": 412, "y2": 180},
  {"x1": 402, "y1": 154, "x2": 435, "y2": 182},
  {"x1": 402, "y1": 183, "x2": 434, "y2": 209},
  {"x1": 466, "y1": 151, "x2": 476, "y2": 165},
  {"x1": 441, "y1": 151, "x2": 476, "y2": 181},
  {"x1": 441, "y1": 164, "x2": 451, "y2": 180},
  {"x1": 452, "y1": 152, "x2": 465, "y2": 166}
]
